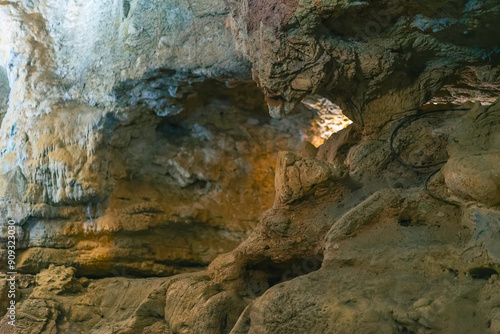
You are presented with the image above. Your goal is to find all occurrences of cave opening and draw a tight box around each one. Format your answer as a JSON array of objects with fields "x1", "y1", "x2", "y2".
[
  {"x1": 29, "y1": 77, "x2": 341, "y2": 279},
  {"x1": 301, "y1": 95, "x2": 353, "y2": 147},
  {"x1": 98, "y1": 82, "x2": 351, "y2": 282}
]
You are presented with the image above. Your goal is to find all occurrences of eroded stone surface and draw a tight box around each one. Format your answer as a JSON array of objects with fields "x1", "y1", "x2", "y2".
[
  {"x1": 0, "y1": 0, "x2": 499, "y2": 333},
  {"x1": 228, "y1": 0, "x2": 500, "y2": 130}
]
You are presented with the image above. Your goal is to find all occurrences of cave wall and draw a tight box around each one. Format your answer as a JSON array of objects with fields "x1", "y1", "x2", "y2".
[
  {"x1": 228, "y1": 0, "x2": 500, "y2": 129},
  {"x1": 0, "y1": 0, "x2": 269, "y2": 277},
  {"x1": 0, "y1": 0, "x2": 500, "y2": 333}
]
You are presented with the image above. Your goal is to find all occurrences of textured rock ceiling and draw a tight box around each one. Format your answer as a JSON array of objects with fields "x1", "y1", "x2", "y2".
[
  {"x1": 0, "y1": 0, "x2": 499, "y2": 333},
  {"x1": 228, "y1": 0, "x2": 500, "y2": 128}
]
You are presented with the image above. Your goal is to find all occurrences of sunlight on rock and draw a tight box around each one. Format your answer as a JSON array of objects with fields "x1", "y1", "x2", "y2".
[{"x1": 302, "y1": 95, "x2": 352, "y2": 147}]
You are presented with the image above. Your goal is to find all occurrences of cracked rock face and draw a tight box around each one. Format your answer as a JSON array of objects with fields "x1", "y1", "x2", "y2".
[
  {"x1": 0, "y1": 0, "x2": 500, "y2": 333},
  {"x1": 229, "y1": 0, "x2": 500, "y2": 130},
  {"x1": 0, "y1": 0, "x2": 301, "y2": 278}
]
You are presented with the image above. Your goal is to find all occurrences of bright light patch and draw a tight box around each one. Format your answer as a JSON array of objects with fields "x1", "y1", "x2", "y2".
[{"x1": 302, "y1": 95, "x2": 352, "y2": 147}]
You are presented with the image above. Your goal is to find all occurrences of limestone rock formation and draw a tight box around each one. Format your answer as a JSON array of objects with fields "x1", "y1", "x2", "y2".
[
  {"x1": 0, "y1": 0, "x2": 500, "y2": 333},
  {"x1": 0, "y1": 0, "x2": 322, "y2": 278},
  {"x1": 228, "y1": 0, "x2": 500, "y2": 130}
]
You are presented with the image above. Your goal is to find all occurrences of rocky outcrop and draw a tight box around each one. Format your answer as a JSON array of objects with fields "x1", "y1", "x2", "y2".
[
  {"x1": 3, "y1": 99, "x2": 500, "y2": 333},
  {"x1": 443, "y1": 101, "x2": 500, "y2": 207},
  {"x1": 0, "y1": 0, "x2": 500, "y2": 333},
  {"x1": 0, "y1": 0, "x2": 320, "y2": 277},
  {"x1": 228, "y1": 0, "x2": 500, "y2": 130},
  {"x1": 3, "y1": 88, "x2": 321, "y2": 277}
]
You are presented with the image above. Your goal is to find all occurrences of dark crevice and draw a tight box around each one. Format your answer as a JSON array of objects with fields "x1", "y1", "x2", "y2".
[{"x1": 243, "y1": 254, "x2": 324, "y2": 298}]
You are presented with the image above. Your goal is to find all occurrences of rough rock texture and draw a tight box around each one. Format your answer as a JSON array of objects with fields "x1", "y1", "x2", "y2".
[
  {"x1": 0, "y1": 0, "x2": 500, "y2": 333},
  {"x1": 0, "y1": 67, "x2": 8, "y2": 122},
  {"x1": 443, "y1": 101, "x2": 500, "y2": 207},
  {"x1": 229, "y1": 0, "x2": 500, "y2": 130},
  {"x1": 2, "y1": 87, "x2": 321, "y2": 277},
  {"x1": 0, "y1": 0, "x2": 322, "y2": 278}
]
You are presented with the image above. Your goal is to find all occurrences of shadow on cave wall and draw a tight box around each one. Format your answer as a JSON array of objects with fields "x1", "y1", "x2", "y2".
[{"x1": 0, "y1": 67, "x2": 9, "y2": 125}]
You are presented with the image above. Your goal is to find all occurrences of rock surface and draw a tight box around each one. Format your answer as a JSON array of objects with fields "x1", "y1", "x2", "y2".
[
  {"x1": 229, "y1": 0, "x2": 500, "y2": 130},
  {"x1": 0, "y1": 0, "x2": 323, "y2": 278},
  {"x1": 0, "y1": 0, "x2": 499, "y2": 333}
]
